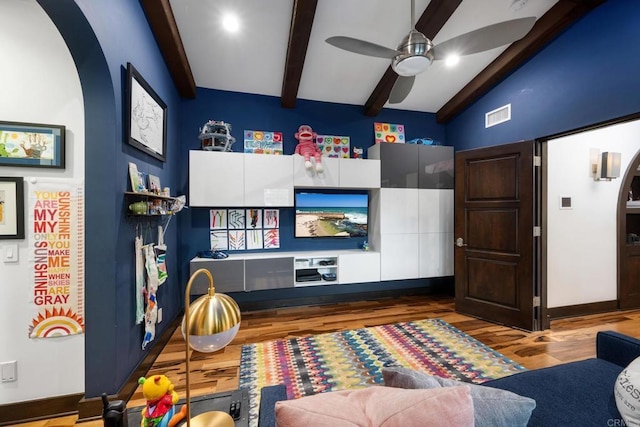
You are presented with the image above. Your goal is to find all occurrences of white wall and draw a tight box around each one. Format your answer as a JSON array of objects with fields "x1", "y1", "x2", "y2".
[
  {"x1": 547, "y1": 120, "x2": 640, "y2": 308},
  {"x1": 0, "y1": 0, "x2": 85, "y2": 404}
]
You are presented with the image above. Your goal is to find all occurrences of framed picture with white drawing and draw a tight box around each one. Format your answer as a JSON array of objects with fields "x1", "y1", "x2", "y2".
[{"x1": 125, "y1": 62, "x2": 167, "y2": 162}]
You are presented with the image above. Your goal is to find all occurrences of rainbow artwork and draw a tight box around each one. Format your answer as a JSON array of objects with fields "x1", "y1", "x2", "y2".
[
  {"x1": 28, "y1": 182, "x2": 84, "y2": 338},
  {"x1": 374, "y1": 122, "x2": 405, "y2": 144},
  {"x1": 316, "y1": 135, "x2": 350, "y2": 158},
  {"x1": 243, "y1": 130, "x2": 283, "y2": 154}
]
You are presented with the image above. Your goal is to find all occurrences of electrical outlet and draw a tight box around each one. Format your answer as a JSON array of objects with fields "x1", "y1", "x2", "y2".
[
  {"x1": 1, "y1": 361, "x2": 17, "y2": 383},
  {"x1": 157, "y1": 307, "x2": 162, "y2": 324}
]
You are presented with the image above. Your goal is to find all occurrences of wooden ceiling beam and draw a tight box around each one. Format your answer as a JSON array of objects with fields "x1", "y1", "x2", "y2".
[
  {"x1": 281, "y1": 0, "x2": 318, "y2": 108},
  {"x1": 364, "y1": 0, "x2": 463, "y2": 116},
  {"x1": 436, "y1": 0, "x2": 606, "y2": 123},
  {"x1": 140, "y1": 0, "x2": 196, "y2": 99}
]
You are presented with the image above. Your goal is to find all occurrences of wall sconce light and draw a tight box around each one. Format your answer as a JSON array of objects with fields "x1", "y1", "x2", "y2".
[{"x1": 591, "y1": 150, "x2": 621, "y2": 181}]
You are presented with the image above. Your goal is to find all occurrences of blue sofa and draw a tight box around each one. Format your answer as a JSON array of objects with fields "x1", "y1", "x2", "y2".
[{"x1": 257, "y1": 330, "x2": 640, "y2": 426}]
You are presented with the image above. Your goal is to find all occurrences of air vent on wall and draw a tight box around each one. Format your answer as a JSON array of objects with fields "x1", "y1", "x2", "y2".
[{"x1": 485, "y1": 104, "x2": 511, "y2": 128}]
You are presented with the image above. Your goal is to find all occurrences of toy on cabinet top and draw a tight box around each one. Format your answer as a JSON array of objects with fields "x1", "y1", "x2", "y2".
[
  {"x1": 199, "y1": 120, "x2": 235, "y2": 152},
  {"x1": 294, "y1": 124, "x2": 323, "y2": 172},
  {"x1": 138, "y1": 374, "x2": 187, "y2": 427}
]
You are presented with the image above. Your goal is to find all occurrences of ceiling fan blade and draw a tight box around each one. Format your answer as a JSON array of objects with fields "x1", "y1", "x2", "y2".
[
  {"x1": 389, "y1": 75, "x2": 415, "y2": 104},
  {"x1": 326, "y1": 36, "x2": 399, "y2": 59},
  {"x1": 432, "y1": 17, "x2": 536, "y2": 60}
]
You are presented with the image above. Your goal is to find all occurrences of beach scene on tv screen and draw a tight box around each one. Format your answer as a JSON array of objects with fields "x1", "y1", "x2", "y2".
[{"x1": 295, "y1": 192, "x2": 368, "y2": 237}]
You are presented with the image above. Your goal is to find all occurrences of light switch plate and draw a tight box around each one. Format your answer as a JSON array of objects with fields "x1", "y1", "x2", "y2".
[{"x1": 3, "y1": 244, "x2": 18, "y2": 263}]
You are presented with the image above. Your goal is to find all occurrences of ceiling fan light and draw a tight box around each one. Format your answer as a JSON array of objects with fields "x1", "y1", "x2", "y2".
[
  {"x1": 392, "y1": 29, "x2": 434, "y2": 76},
  {"x1": 445, "y1": 55, "x2": 460, "y2": 67},
  {"x1": 393, "y1": 55, "x2": 431, "y2": 76}
]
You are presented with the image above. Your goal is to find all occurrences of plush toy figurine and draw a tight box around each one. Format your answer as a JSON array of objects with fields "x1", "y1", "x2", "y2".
[
  {"x1": 294, "y1": 124, "x2": 323, "y2": 171},
  {"x1": 138, "y1": 374, "x2": 187, "y2": 427}
]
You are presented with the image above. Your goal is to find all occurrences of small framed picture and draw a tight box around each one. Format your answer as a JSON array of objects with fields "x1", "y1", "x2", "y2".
[
  {"x1": 0, "y1": 176, "x2": 25, "y2": 239},
  {"x1": 148, "y1": 174, "x2": 161, "y2": 194},
  {"x1": 0, "y1": 121, "x2": 65, "y2": 168}
]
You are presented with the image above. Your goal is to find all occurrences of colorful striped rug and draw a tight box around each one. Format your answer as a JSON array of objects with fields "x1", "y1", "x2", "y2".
[{"x1": 239, "y1": 318, "x2": 525, "y2": 426}]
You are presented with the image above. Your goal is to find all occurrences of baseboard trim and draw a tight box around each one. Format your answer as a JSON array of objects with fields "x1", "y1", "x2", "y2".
[
  {"x1": 0, "y1": 392, "x2": 84, "y2": 426},
  {"x1": 547, "y1": 300, "x2": 618, "y2": 320},
  {"x1": 77, "y1": 313, "x2": 182, "y2": 421}
]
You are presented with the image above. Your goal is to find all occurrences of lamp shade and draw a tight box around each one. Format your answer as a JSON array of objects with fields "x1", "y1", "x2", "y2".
[
  {"x1": 182, "y1": 268, "x2": 240, "y2": 427},
  {"x1": 601, "y1": 152, "x2": 622, "y2": 179},
  {"x1": 182, "y1": 289, "x2": 241, "y2": 353}
]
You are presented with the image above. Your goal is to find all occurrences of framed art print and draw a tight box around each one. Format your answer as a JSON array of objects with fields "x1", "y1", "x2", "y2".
[
  {"x1": 126, "y1": 63, "x2": 167, "y2": 162},
  {"x1": 0, "y1": 177, "x2": 25, "y2": 239},
  {"x1": 0, "y1": 121, "x2": 65, "y2": 168}
]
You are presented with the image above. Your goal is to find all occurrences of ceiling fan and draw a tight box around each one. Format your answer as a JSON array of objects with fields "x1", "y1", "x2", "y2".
[{"x1": 325, "y1": 0, "x2": 536, "y2": 104}]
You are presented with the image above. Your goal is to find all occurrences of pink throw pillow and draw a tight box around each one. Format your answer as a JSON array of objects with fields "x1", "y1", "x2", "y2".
[{"x1": 275, "y1": 385, "x2": 474, "y2": 427}]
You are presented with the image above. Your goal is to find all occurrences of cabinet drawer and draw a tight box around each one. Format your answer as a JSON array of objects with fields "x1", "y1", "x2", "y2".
[
  {"x1": 189, "y1": 259, "x2": 245, "y2": 294},
  {"x1": 245, "y1": 257, "x2": 294, "y2": 291}
]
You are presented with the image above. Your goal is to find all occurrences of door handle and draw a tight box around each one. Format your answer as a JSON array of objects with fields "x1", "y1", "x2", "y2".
[{"x1": 455, "y1": 237, "x2": 468, "y2": 247}]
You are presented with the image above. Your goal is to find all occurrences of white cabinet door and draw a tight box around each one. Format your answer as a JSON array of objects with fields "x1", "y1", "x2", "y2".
[
  {"x1": 338, "y1": 252, "x2": 381, "y2": 284},
  {"x1": 419, "y1": 232, "x2": 454, "y2": 278},
  {"x1": 379, "y1": 188, "x2": 419, "y2": 234},
  {"x1": 293, "y1": 154, "x2": 340, "y2": 187},
  {"x1": 418, "y1": 189, "x2": 454, "y2": 233},
  {"x1": 244, "y1": 154, "x2": 294, "y2": 206},
  {"x1": 189, "y1": 151, "x2": 244, "y2": 207},
  {"x1": 339, "y1": 158, "x2": 381, "y2": 188},
  {"x1": 380, "y1": 234, "x2": 419, "y2": 280}
]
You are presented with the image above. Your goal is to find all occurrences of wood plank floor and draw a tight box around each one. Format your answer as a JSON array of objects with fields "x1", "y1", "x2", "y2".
[{"x1": 15, "y1": 294, "x2": 640, "y2": 426}]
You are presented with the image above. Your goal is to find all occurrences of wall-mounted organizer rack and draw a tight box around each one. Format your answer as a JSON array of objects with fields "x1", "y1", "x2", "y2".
[{"x1": 124, "y1": 191, "x2": 178, "y2": 217}]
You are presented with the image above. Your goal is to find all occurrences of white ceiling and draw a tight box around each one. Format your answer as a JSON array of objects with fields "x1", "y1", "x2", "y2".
[{"x1": 169, "y1": 0, "x2": 558, "y2": 113}]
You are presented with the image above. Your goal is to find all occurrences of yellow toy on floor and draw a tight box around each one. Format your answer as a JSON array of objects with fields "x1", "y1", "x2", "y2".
[{"x1": 138, "y1": 374, "x2": 187, "y2": 427}]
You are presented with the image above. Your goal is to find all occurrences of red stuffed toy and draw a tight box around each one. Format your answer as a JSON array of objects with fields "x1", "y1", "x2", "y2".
[{"x1": 294, "y1": 125, "x2": 323, "y2": 172}]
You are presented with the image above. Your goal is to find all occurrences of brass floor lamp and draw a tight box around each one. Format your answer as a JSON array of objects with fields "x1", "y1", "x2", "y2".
[{"x1": 183, "y1": 268, "x2": 241, "y2": 427}]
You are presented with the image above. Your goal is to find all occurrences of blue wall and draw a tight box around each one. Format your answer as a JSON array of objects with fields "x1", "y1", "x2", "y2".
[
  {"x1": 446, "y1": 0, "x2": 640, "y2": 150},
  {"x1": 177, "y1": 89, "x2": 445, "y2": 290},
  {"x1": 39, "y1": 0, "x2": 184, "y2": 398}
]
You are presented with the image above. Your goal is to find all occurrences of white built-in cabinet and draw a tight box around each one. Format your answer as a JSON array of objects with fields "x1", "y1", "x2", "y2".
[
  {"x1": 189, "y1": 250, "x2": 381, "y2": 292},
  {"x1": 419, "y1": 190, "x2": 454, "y2": 278},
  {"x1": 368, "y1": 144, "x2": 454, "y2": 281},
  {"x1": 189, "y1": 151, "x2": 245, "y2": 207},
  {"x1": 338, "y1": 251, "x2": 381, "y2": 284},
  {"x1": 188, "y1": 146, "x2": 453, "y2": 291},
  {"x1": 189, "y1": 150, "x2": 294, "y2": 207},
  {"x1": 190, "y1": 151, "x2": 380, "y2": 207},
  {"x1": 244, "y1": 154, "x2": 294, "y2": 206},
  {"x1": 371, "y1": 188, "x2": 453, "y2": 280},
  {"x1": 293, "y1": 155, "x2": 340, "y2": 187},
  {"x1": 293, "y1": 154, "x2": 380, "y2": 188}
]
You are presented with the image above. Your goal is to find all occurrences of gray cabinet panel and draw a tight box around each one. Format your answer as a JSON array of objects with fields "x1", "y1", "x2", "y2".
[
  {"x1": 419, "y1": 146, "x2": 454, "y2": 189},
  {"x1": 369, "y1": 143, "x2": 420, "y2": 188},
  {"x1": 245, "y1": 257, "x2": 294, "y2": 291},
  {"x1": 189, "y1": 260, "x2": 245, "y2": 294}
]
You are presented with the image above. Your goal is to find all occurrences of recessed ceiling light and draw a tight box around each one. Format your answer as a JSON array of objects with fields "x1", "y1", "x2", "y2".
[
  {"x1": 445, "y1": 55, "x2": 460, "y2": 67},
  {"x1": 222, "y1": 13, "x2": 240, "y2": 33}
]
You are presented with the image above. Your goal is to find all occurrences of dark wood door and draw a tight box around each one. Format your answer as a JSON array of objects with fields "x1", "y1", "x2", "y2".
[{"x1": 454, "y1": 141, "x2": 538, "y2": 331}]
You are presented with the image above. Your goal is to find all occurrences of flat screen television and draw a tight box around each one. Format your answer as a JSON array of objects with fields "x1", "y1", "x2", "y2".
[{"x1": 295, "y1": 190, "x2": 368, "y2": 238}]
